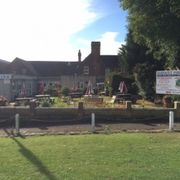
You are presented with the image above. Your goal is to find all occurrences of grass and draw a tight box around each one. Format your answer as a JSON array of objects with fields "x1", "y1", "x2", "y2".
[
  {"x1": 0, "y1": 133, "x2": 180, "y2": 180},
  {"x1": 135, "y1": 99, "x2": 163, "y2": 108},
  {"x1": 51, "y1": 96, "x2": 162, "y2": 109}
]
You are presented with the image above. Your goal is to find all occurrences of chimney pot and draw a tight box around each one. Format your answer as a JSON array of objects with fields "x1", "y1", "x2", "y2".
[{"x1": 78, "y1": 50, "x2": 81, "y2": 62}]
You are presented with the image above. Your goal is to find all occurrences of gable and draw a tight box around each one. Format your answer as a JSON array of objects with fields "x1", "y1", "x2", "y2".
[{"x1": 4, "y1": 58, "x2": 37, "y2": 76}]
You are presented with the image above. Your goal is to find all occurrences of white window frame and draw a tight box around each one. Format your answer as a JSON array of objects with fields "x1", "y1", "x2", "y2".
[{"x1": 83, "y1": 66, "x2": 89, "y2": 75}]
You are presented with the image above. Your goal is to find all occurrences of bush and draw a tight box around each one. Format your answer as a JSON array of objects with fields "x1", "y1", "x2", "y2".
[
  {"x1": 0, "y1": 96, "x2": 8, "y2": 106},
  {"x1": 61, "y1": 87, "x2": 70, "y2": 97},
  {"x1": 134, "y1": 63, "x2": 157, "y2": 100},
  {"x1": 41, "y1": 101, "x2": 51, "y2": 107},
  {"x1": 171, "y1": 95, "x2": 180, "y2": 102},
  {"x1": 106, "y1": 72, "x2": 138, "y2": 95}
]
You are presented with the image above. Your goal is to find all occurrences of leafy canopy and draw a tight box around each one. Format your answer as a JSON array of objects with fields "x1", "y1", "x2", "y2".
[{"x1": 119, "y1": 0, "x2": 180, "y2": 68}]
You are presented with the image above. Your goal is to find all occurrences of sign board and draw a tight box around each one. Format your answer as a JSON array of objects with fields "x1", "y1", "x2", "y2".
[
  {"x1": 156, "y1": 70, "x2": 180, "y2": 94},
  {"x1": 4, "y1": 79, "x2": 10, "y2": 84},
  {"x1": 0, "y1": 74, "x2": 12, "y2": 80}
]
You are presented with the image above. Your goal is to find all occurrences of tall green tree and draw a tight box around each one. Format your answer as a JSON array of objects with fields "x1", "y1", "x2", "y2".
[
  {"x1": 119, "y1": 0, "x2": 180, "y2": 68},
  {"x1": 119, "y1": 31, "x2": 160, "y2": 72},
  {"x1": 119, "y1": 31, "x2": 165, "y2": 99}
]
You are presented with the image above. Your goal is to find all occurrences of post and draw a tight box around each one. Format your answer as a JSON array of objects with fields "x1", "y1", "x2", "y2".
[
  {"x1": 169, "y1": 111, "x2": 174, "y2": 131},
  {"x1": 78, "y1": 102, "x2": 84, "y2": 112},
  {"x1": 91, "y1": 113, "x2": 95, "y2": 132},
  {"x1": 15, "y1": 113, "x2": 20, "y2": 135},
  {"x1": 174, "y1": 101, "x2": 180, "y2": 110},
  {"x1": 78, "y1": 102, "x2": 84, "y2": 120},
  {"x1": 126, "y1": 101, "x2": 132, "y2": 110},
  {"x1": 29, "y1": 100, "x2": 36, "y2": 114}
]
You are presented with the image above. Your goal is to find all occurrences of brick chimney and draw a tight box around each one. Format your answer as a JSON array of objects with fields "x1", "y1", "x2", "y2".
[
  {"x1": 78, "y1": 49, "x2": 81, "y2": 62},
  {"x1": 91, "y1": 41, "x2": 100, "y2": 56},
  {"x1": 90, "y1": 41, "x2": 104, "y2": 76}
]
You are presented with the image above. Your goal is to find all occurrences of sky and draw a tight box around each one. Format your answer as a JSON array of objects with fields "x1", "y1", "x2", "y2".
[{"x1": 0, "y1": 0, "x2": 128, "y2": 62}]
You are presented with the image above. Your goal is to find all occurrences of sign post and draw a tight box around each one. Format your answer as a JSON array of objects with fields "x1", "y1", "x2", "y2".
[
  {"x1": 156, "y1": 70, "x2": 180, "y2": 131},
  {"x1": 91, "y1": 113, "x2": 95, "y2": 132},
  {"x1": 169, "y1": 111, "x2": 174, "y2": 131},
  {"x1": 15, "y1": 113, "x2": 20, "y2": 135}
]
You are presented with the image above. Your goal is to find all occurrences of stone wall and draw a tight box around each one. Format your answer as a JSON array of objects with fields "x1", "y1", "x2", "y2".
[{"x1": 0, "y1": 101, "x2": 179, "y2": 124}]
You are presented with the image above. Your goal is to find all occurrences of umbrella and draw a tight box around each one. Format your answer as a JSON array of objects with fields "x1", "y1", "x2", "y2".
[
  {"x1": 85, "y1": 80, "x2": 94, "y2": 95},
  {"x1": 118, "y1": 81, "x2": 128, "y2": 94},
  {"x1": 56, "y1": 81, "x2": 61, "y2": 96},
  {"x1": 20, "y1": 82, "x2": 26, "y2": 97},
  {"x1": 39, "y1": 81, "x2": 45, "y2": 94}
]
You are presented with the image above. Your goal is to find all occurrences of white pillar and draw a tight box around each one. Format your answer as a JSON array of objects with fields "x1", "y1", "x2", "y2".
[
  {"x1": 15, "y1": 113, "x2": 20, "y2": 135},
  {"x1": 91, "y1": 113, "x2": 95, "y2": 132},
  {"x1": 169, "y1": 111, "x2": 174, "y2": 131}
]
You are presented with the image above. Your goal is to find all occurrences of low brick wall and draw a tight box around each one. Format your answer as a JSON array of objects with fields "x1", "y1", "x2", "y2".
[{"x1": 0, "y1": 101, "x2": 179, "y2": 124}]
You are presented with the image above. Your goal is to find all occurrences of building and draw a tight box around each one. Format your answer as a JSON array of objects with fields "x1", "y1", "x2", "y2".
[{"x1": 0, "y1": 41, "x2": 119, "y2": 100}]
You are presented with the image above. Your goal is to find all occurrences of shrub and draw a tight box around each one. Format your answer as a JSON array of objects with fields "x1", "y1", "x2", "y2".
[
  {"x1": 162, "y1": 95, "x2": 173, "y2": 108},
  {"x1": 61, "y1": 87, "x2": 70, "y2": 97},
  {"x1": 171, "y1": 95, "x2": 180, "y2": 102},
  {"x1": 106, "y1": 72, "x2": 138, "y2": 95},
  {"x1": 41, "y1": 101, "x2": 51, "y2": 107},
  {"x1": 134, "y1": 63, "x2": 157, "y2": 100}
]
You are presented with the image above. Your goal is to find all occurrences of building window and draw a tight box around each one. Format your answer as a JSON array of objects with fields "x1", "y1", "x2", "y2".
[
  {"x1": 80, "y1": 82, "x2": 84, "y2": 89},
  {"x1": 83, "y1": 66, "x2": 89, "y2": 75}
]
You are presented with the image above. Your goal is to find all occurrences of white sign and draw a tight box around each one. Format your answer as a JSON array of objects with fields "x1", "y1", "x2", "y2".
[
  {"x1": 4, "y1": 79, "x2": 10, "y2": 84},
  {"x1": 156, "y1": 70, "x2": 180, "y2": 94},
  {"x1": 0, "y1": 74, "x2": 12, "y2": 80}
]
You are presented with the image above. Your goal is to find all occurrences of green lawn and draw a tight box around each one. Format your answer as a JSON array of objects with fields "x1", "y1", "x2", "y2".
[{"x1": 0, "y1": 133, "x2": 180, "y2": 180}]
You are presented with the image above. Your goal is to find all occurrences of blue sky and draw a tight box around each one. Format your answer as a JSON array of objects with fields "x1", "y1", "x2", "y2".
[
  {"x1": 0, "y1": 0, "x2": 127, "y2": 61},
  {"x1": 74, "y1": 0, "x2": 127, "y2": 43}
]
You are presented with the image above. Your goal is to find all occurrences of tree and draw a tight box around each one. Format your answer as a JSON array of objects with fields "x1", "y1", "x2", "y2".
[
  {"x1": 119, "y1": 0, "x2": 180, "y2": 68},
  {"x1": 119, "y1": 30, "x2": 160, "y2": 73},
  {"x1": 119, "y1": 31, "x2": 165, "y2": 99}
]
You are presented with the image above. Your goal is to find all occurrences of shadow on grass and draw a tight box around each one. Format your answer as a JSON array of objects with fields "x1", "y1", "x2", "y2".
[{"x1": 3, "y1": 129, "x2": 58, "y2": 180}]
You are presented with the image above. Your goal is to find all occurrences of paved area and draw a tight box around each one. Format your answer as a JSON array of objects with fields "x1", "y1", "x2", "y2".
[{"x1": 1, "y1": 122, "x2": 180, "y2": 137}]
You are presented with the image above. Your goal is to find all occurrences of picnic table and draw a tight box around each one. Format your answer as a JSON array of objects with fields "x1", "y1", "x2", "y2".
[
  {"x1": 35, "y1": 94, "x2": 50, "y2": 99},
  {"x1": 69, "y1": 92, "x2": 83, "y2": 98},
  {"x1": 35, "y1": 94, "x2": 55, "y2": 104},
  {"x1": 114, "y1": 93, "x2": 137, "y2": 104},
  {"x1": 15, "y1": 97, "x2": 33, "y2": 106}
]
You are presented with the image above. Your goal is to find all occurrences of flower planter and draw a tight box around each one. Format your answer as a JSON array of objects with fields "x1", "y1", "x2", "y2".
[{"x1": 162, "y1": 95, "x2": 173, "y2": 108}]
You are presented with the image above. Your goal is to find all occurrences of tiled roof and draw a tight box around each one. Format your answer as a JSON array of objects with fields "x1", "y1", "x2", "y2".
[
  {"x1": 0, "y1": 59, "x2": 10, "y2": 73},
  {"x1": 101, "y1": 55, "x2": 119, "y2": 68},
  {"x1": 4, "y1": 58, "x2": 38, "y2": 75},
  {"x1": 29, "y1": 61, "x2": 79, "y2": 76},
  {"x1": 0, "y1": 55, "x2": 119, "y2": 76}
]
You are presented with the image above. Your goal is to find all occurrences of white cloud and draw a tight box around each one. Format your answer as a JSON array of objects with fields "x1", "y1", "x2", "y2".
[
  {"x1": 98, "y1": 32, "x2": 124, "y2": 55},
  {"x1": 0, "y1": 0, "x2": 99, "y2": 61}
]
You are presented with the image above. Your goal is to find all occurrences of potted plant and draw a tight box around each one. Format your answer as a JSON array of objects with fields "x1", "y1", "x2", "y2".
[{"x1": 162, "y1": 95, "x2": 173, "y2": 108}]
